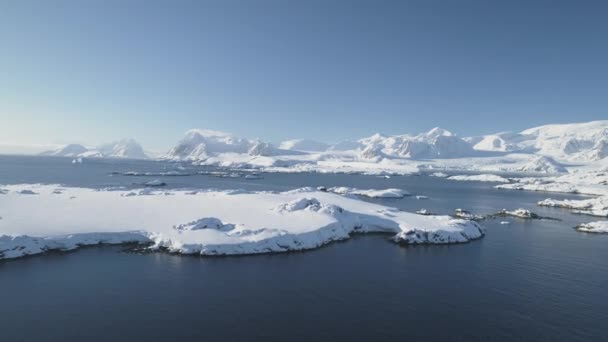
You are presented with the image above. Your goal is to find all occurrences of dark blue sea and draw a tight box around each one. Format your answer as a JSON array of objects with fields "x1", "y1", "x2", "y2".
[{"x1": 1, "y1": 155, "x2": 607, "y2": 341}]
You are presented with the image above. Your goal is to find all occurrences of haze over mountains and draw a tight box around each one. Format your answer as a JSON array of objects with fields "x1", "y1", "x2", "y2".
[{"x1": 40, "y1": 139, "x2": 148, "y2": 159}]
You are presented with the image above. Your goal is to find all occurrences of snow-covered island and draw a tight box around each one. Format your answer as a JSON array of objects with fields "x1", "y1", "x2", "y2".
[
  {"x1": 575, "y1": 221, "x2": 608, "y2": 233},
  {"x1": 0, "y1": 184, "x2": 484, "y2": 260}
]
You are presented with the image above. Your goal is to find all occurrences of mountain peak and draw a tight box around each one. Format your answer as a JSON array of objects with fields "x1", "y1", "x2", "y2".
[{"x1": 424, "y1": 127, "x2": 454, "y2": 138}]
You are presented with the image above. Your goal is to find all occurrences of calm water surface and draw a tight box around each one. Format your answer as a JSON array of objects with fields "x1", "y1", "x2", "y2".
[{"x1": 1, "y1": 155, "x2": 607, "y2": 341}]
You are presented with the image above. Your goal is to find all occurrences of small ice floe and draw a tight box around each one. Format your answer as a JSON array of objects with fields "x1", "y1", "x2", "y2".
[
  {"x1": 453, "y1": 208, "x2": 484, "y2": 221},
  {"x1": 72, "y1": 157, "x2": 83, "y2": 164},
  {"x1": 575, "y1": 221, "x2": 608, "y2": 233},
  {"x1": 326, "y1": 187, "x2": 410, "y2": 198},
  {"x1": 17, "y1": 189, "x2": 38, "y2": 195},
  {"x1": 492, "y1": 208, "x2": 559, "y2": 221},
  {"x1": 496, "y1": 208, "x2": 539, "y2": 219},
  {"x1": 143, "y1": 179, "x2": 166, "y2": 187},
  {"x1": 123, "y1": 171, "x2": 190, "y2": 177},
  {"x1": 448, "y1": 174, "x2": 510, "y2": 183},
  {"x1": 244, "y1": 173, "x2": 263, "y2": 179},
  {"x1": 198, "y1": 171, "x2": 241, "y2": 178},
  {"x1": 500, "y1": 221, "x2": 511, "y2": 225},
  {"x1": 416, "y1": 195, "x2": 428, "y2": 200},
  {"x1": 208, "y1": 172, "x2": 241, "y2": 178},
  {"x1": 416, "y1": 209, "x2": 433, "y2": 216},
  {"x1": 173, "y1": 217, "x2": 236, "y2": 232},
  {"x1": 430, "y1": 172, "x2": 449, "y2": 178}
]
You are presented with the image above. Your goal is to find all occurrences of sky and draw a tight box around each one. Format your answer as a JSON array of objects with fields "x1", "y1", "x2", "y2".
[{"x1": 1, "y1": 0, "x2": 607, "y2": 153}]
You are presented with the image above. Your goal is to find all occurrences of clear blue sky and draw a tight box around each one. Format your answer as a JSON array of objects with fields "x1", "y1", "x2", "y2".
[{"x1": 1, "y1": 0, "x2": 607, "y2": 151}]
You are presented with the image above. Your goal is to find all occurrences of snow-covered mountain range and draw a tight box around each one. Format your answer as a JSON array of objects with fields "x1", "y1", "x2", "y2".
[
  {"x1": 40, "y1": 139, "x2": 148, "y2": 159},
  {"x1": 21, "y1": 120, "x2": 608, "y2": 172},
  {"x1": 467, "y1": 120, "x2": 608, "y2": 162},
  {"x1": 166, "y1": 129, "x2": 271, "y2": 160},
  {"x1": 356, "y1": 127, "x2": 475, "y2": 160},
  {"x1": 160, "y1": 120, "x2": 608, "y2": 174}
]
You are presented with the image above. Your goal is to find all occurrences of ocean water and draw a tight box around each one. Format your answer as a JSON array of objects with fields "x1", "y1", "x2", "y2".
[{"x1": 1, "y1": 155, "x2": 607, "y2": 341}]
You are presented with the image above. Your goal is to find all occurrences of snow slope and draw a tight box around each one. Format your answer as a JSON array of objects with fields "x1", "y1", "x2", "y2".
[
  {"x1": 279, "y1": 139, "x2": 329, "y2": 152},
  {"x1": 0, "y1": 184, "x2": 483, "y2": 260},
  {"x1": 40, "y1": 144, "x2": 89, "y2": 157},
  {"x1": 471, "y1": 120, "x2": 608, "y2": 163},
  {"x1": 97, "y1": 139, "x2": 148, "y2": 159},
  {"x1": 165, "y1": 129, "x2": 297, "y2": 161}
]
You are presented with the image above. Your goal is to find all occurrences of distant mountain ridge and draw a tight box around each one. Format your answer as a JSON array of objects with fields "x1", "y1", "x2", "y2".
[
  {"x1": 40, "y1": 139, "x2": 148, "y2": 159},
  {"x1": 164, "y1": 129, "x2": 301, "y2": 161},
  {"x1": 34, "y1": 120, "x2": 608, "y2": 165},
  {"x1": 357, "y1": 127, "x2": 475, "y2": 160},
  {"x1": 164, "y1": 121, "x2": 608, "y2": 165}
]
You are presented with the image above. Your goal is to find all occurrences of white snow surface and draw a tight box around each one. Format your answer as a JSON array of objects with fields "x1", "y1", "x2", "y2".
[
  {"x1": 516, "y1": 156, "x2": 567, "y2": 173},
  {"x1": 326, "y1": 187, "x2": 410, "y2": 198},
  {"x1": 471, "y1": 120, "x2": 608, "y2": 163},
  {"x1": 538, "y1": 196, "x2": 608, "y2": 217},
  {"x1": 448, "y1": 174, "x2": 510, "y2": 183},
  {"x1": 497, "y1": 170, "x2": 608, "y2": 196},
  {"x1": 575, "y1": 221, "x2": 608, "y2": 233},
  {"x1": 279, "y1": 139, "x2": 330, "y2": 152},
  {"x1": 0, "y1": 184, "x2": 483, "y2": 260}
]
